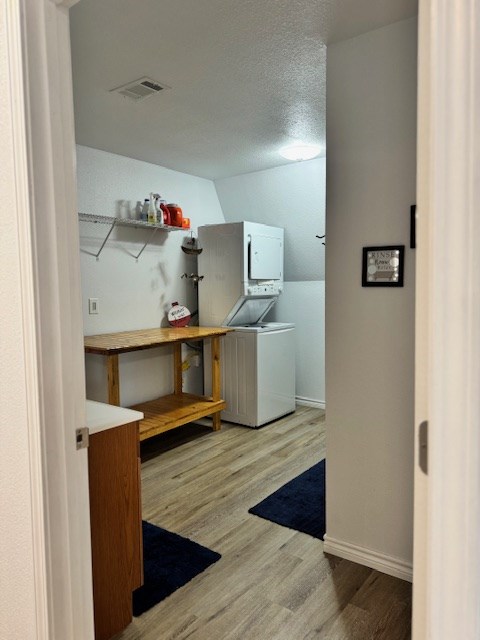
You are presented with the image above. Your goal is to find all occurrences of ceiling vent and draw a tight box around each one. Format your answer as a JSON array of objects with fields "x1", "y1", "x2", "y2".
[{"x1": 110, "y1": 77, "x2": 170, "y2": 102}]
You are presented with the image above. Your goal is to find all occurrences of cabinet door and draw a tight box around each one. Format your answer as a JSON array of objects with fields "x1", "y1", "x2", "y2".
[{"x1": 88, "y1": 422, "x2": 142, "y2": 640}]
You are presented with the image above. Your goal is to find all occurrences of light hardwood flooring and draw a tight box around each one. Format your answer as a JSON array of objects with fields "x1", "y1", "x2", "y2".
[{"x1": 115, "y1": 406, "x2": 411, "y2": 640}]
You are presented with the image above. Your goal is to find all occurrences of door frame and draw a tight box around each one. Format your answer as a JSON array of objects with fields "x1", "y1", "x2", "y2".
[
  {"x1": 4, "y1": 0, "x2": 480, "y2": 636},
  {"x1": 413, "y1": 0, "x2": 480, "y2": 637},
  {"x1": 3, "y1": 0, "x2": 94, "y2": 637}
]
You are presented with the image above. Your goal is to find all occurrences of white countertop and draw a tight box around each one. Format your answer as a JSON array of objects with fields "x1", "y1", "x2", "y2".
[{"x1": 86, "y1": 400, "x2": 144, "y2": 435}]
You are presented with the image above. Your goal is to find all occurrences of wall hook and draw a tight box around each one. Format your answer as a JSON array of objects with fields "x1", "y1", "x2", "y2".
[{"x1": 181, "y1": 273, "x2": 204, "y2": 286}]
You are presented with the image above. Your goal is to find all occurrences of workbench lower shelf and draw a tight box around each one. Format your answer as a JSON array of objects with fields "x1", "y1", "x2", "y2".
[{"x1": 130, "y1": 393, "x2": 227, "y2": 441}]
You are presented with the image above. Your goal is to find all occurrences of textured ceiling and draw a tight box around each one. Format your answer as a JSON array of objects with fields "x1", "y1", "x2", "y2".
[{"x1": 70, "y1": 0, "x2": 417, "y2": 180}]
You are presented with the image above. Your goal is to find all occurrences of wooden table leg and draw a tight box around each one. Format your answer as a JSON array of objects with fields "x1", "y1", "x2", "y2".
[
  {"x1": 173, "y1": 343, "x2": 182, "y2": 395},
  {"x1": 211, "y1": 336, "x2": 222, "y2": 431},
  {"x1": 212, "y1": 412, "x2": 222, "y2": 431},
  {"x1": 107, "y1": 354, "x2": 120, "y2": 406}
]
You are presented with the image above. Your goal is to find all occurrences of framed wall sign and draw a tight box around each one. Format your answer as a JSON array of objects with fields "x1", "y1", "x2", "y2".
[{"x1": 362, "y1": 245, "x2": 405, "y2": 287}]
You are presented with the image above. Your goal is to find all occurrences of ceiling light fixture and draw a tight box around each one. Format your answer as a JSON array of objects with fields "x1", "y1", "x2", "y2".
[{"x1": 278, "y1": 143, "x2": 323, "y2": 161}]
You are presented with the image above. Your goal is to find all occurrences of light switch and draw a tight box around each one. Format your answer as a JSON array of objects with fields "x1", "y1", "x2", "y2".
[{"x1": 88, "y1": 298, "x2": 99, "y2": 315}]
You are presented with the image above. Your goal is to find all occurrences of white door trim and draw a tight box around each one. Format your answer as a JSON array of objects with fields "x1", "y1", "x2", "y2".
[
  {"x1": 5, "y1": 0, "x2": 94, "y2": 637},
  {"x1": 411, "y1": 0, "x2": 431, "y2": 636},
  {"x1": 413, "y1": 0, "x2": 480, "y2": 637},
  {"x1": 4, "y1": 2, "x2": 49, "y2": 635}
]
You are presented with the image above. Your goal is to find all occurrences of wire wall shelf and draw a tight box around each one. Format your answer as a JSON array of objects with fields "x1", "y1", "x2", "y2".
[{"x1": 78, "y1": 212, "x2": 184, "y2": 261}]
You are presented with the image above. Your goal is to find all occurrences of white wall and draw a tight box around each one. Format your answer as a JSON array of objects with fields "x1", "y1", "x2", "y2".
[
  {"x1": 325, "y1": 18, "x2": 417, "y2": 578},
  {"x1": 215, "y1": 159, "x2": 325, "y2": 282},
  {"x1": 269, "y1": 281, "x2": 325, "y2": 406},
  {"x1": 78, "y1": 145, "x2": 225, "y2": 405},
  {"x1": 0, "y1": 7, "x2": 38, "y2": 637},
  {"x1": 215, "y1": 159, "x2": 326, "y2": 405}
]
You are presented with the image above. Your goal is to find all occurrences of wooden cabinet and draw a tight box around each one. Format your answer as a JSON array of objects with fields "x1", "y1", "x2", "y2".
[{"x1": 88, "y1": 420, "x2": 142, "y2": 640}]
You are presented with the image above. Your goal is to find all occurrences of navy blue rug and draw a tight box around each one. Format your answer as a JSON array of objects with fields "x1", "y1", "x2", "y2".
[
  {"x1": 133, "y1": 521, "x2": 221, "y2": 616},
  {"x1": 248, "y1": 460, "x2": 326, "y2": 540}
]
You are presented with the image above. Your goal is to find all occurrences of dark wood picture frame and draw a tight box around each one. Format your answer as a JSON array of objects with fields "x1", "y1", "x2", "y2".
[{"x1": 362, "y1": 245, "x2": 405, "y2": 287}]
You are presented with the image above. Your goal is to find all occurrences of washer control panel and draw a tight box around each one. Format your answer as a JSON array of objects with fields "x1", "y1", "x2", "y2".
[{"x1": 245, "y1": 281, "x2": 282, "y2": 296}]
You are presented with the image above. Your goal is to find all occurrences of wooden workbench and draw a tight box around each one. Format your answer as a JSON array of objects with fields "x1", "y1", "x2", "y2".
[{"x1": 84, "y1": 326, "x2": 232, "y2": 440}]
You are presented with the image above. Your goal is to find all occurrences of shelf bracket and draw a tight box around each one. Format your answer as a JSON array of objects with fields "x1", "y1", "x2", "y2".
[
  {"x1": 133, "y1": 227, "x2": 158, "y2": 261},
  {"x1": 78, "y1": 212, "x2": 184, "y2": 261},
  {"x1": 95, "y1": 219, "x2": 117, "y2": 260}
]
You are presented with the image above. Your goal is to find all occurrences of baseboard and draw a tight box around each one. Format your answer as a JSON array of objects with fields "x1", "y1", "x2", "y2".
[
  {"x1": 323, "y1": 535, "x2": 413, "y2": 583},
  {"x1": 296, "y1": 396, "x2": 326, "y2": 410},
  {"x1": 194, "y1": 400, "x2": 324, "y2": 427}
]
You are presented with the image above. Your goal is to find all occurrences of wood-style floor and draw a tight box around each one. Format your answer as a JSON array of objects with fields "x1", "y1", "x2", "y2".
[{"x1": 115, "y1": 406, "x2": 411, "y2": 640}]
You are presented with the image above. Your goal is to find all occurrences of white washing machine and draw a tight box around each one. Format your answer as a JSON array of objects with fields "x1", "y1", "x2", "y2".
[{"x1": 205, "y1": 322, "x2": 295, "y2": 428}]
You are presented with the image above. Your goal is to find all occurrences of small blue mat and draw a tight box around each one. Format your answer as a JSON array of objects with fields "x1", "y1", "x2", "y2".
[
  {"x1": 248, "y1": 460, "x2": 326, "y2": 539},
  {"x1": 133, "y1": 521, "x2": 221, "y2": 616}
]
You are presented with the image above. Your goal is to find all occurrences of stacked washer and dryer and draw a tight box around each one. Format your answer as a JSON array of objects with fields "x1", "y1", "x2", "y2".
[{"x1": 198, "y1": 221, "x2": 295, "y2": 428}]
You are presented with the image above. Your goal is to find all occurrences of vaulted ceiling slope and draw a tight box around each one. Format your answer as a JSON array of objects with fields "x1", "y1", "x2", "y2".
[{"x1": 70, "y1": 0, "x2": 417, "y2": 180}]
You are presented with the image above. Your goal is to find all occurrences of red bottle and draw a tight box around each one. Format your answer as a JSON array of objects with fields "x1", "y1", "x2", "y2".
[{"x1": 167, "y1": 204, "x2": 183, "y2": 227}]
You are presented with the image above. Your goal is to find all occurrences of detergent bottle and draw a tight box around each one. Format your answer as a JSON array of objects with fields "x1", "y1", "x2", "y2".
[
  {"x1": 166, "y1": 203, "x2": 183, "y2": 227},
  {"x1": 159, "y1": 199, "x2": 171, "y2": 225}
]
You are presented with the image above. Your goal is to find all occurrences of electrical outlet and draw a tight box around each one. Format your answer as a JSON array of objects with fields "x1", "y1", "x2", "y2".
[
  {"x1": 88, "y1": 298, "x2": 99, "y2": 315},
  {"x1": 192, "y1": 354, "x2": 201, "y2": 367}
]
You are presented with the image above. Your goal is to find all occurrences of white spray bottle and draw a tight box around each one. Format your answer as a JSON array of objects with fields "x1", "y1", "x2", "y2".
[{"x1": 148, "y1": 192, "x2": 157, "y2": 223}]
